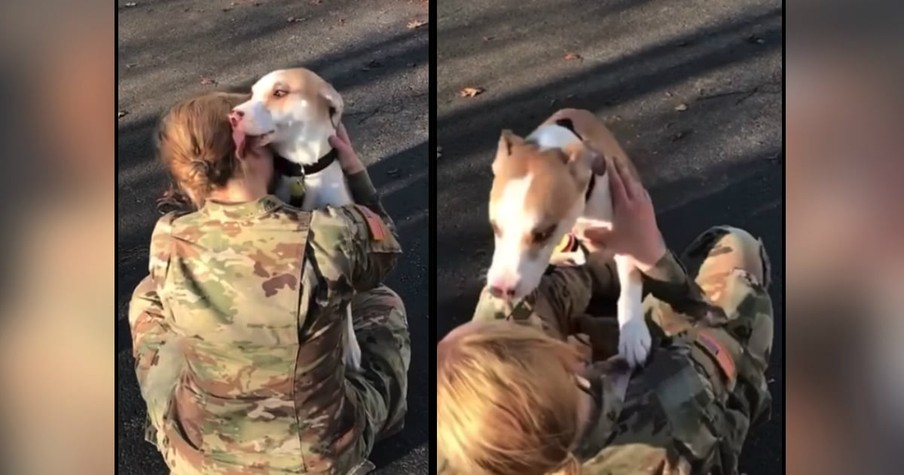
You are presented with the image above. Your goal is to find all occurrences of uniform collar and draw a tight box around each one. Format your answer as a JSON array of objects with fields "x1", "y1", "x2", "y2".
[{"x1": 201, "y1": 195, "x2": 283, "y2": 220}]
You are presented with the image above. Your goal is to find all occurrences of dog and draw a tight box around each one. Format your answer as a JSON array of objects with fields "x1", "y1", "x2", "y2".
[
  {"x1": 485, "y1": 109, "x2": 652, "y2": 367},
  {"x1": 229, "y1": 68, "x2": 362, "y2": 372}
]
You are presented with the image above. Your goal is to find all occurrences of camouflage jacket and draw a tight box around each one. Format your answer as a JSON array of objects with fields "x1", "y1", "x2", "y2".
[
  {"x1": 129, "y1": 170, "x2": 402, "y2": 474},
  {"x1": 463, "y1": 248, "x2": 773, "y2": 475}
]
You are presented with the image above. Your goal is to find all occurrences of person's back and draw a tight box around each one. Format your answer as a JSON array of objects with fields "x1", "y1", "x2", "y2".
[{"x1": 146, "y1": 197, "x2": 396, "y2": 473}]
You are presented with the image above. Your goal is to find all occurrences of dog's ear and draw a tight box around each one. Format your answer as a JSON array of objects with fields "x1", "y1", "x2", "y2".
[
  {"x1": 320, "y1": 82, "x2": 344, "y2": 128},
  {"x1": 492, "y1": 129, "x2": 523, "y2": 175}
]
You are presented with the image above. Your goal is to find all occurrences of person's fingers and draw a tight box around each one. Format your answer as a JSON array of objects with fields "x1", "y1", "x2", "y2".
[
  {"x1": 614, "y1": 160, "x2": 640, "y2": 202},
  {"x1": 608, "y1": 159, "x2": 629, "y2": 207},
  {"x1": 335, "y1": 122, "x2": 350, "y2": 144},
  {"x1": 328, "y1": 134, "x2": 352, "y2": 155}
]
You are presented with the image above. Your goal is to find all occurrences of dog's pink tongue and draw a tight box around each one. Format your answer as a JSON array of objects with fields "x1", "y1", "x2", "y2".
[{"x1": 232, "y1": 126, "x2": 248, "y2": 159}]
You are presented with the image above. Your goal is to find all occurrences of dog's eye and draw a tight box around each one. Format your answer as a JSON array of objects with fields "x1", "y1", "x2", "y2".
[
  {"x1": 490, "y1": 221, "x2": 502, "y2": 237},
  {"x1": 273, "y1": 90, "x2": 288, "y2": 98},
  {"x1": 531, "y1": 225, "x2": 556, "y2": 244}
]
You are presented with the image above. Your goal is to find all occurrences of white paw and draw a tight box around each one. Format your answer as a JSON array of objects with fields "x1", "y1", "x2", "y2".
[
  {"x1": 345, "y1": 337, "x2": 362, "y2": 371},
  {"x1": 618, "y1": 318, "x2": 652, "y2": 368}
]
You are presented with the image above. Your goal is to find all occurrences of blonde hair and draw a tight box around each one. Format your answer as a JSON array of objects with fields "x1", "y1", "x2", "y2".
[
  {"x1": 437, "y1": 321, "x2": 585, "y2": 475},
  {"x1": 154, "y1": 91, "x2": 251, "y2": 209}
]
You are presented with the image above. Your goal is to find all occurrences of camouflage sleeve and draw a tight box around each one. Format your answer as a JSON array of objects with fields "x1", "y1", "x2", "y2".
[
  {"x1": 128, "y1": 213, "x2": 177, "y2": 388},
  {"x1": 345, "y1": 169, "x2": 395, "y2": 233},
  {"x1": 128, "y1": 275, "x2": 170, "y2": 389},
  {"x1": 641, "y1": 250, "x2": 702, "y2": 306},
  {"x1": 310, "y1": 204, "x2": 402, "y2": 293},
  {"x1": 472, "y1": 266, "x2": 594, "y2": 340}
]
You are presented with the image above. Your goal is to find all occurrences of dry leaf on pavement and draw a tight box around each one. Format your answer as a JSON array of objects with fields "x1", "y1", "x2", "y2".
[
  {"x1": 459, "y1": 87, "x2": 485, "y2": 98},
  {"x1": 407, "y1": 19, "x2": 428, "y2": 29}
]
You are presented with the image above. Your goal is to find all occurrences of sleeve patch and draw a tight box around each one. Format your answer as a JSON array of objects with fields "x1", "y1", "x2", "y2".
[
  {"x1": 353, "y1": 205, "x2": 386, "y2": 241},
  {"x1": 694, "y1": 330, "x2": 737, "y2": 387}
]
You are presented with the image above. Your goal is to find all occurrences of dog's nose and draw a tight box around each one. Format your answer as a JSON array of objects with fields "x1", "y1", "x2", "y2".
[
  {"x1": 229, "y1": 109, "x2": 244, "y2": 127},
  {"x1": 488, "y1": 284, "x2": 516, "y2": 300}
]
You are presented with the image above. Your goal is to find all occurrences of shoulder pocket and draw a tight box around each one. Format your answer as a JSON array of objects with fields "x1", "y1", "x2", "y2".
[
  {"x1": 149, "y1": 212, "x2": 180, "y2": 283},
  {"x1": 345, "y1": 205, "x2": 402, "y2": 254}
]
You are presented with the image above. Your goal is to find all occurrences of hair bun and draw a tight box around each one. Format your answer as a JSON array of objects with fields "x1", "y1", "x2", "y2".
[{"x1": 189, "y1": 159, "x2": 210, "y2": 178}]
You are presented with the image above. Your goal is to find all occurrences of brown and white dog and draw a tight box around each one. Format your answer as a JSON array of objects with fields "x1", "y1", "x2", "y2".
[
  {"x1": 229, "y1": 68, "x2": 363, "y2": 371},
  {"x1": 486, "y1": 109, "x2": 652, "y2": 367}
]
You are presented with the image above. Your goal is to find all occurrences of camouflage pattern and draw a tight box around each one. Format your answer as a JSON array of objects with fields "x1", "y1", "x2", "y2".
[
  {"x1": 457, "y1": 226, "x2": 773, "y2": 475},
  {"x1": 129, "y1": 188, "x2": 410, "y2": 475}
]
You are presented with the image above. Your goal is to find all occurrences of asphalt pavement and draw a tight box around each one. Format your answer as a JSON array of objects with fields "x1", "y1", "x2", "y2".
[
  {"x1": 117, "y1": 0, "x2": 428, "y2": 473},
  {"x1": 436, "y1": 0, "x2": 783, "y2": 473}
]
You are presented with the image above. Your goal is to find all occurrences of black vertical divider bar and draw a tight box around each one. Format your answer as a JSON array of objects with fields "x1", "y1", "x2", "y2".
[
  {"x1": 427, "y1": 0, "x2": 439, "y2": 472},
  {"x1": 780, "y1": 0, "x2": 787, "y2": 472}
]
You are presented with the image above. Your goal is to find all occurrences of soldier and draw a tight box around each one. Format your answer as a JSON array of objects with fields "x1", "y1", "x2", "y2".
[
  {"x1": 437, "y1": 112, "x2": 773, "y2": 474},
  {"x1": 129, "y1": 92, "x2": 410, "y2": 474}
]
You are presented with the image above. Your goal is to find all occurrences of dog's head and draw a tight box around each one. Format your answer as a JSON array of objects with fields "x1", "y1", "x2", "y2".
[
  {"x1": 229, "y1": 68, "x2": 344, "y2": 165},
  {"x1": 486, "y1": 130, "x2": 604, "y2": 300}
]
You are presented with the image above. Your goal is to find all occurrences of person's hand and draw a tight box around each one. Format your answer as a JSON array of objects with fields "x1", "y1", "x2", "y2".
[
  {"x1": 584, "y1": 159, "x2": 667, "y2": 272},
  {"x1": 328, "y1": 123, "x2": 366, "y2": 175}
]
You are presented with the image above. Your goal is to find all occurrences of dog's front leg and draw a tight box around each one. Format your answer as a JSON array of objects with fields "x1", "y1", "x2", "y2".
[{"x1": 613, "y1": 254, "x2": 651, "y2": 367}]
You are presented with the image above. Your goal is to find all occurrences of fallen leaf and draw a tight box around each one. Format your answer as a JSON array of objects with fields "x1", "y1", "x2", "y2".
[
  {"x1": 200, "y1": 77, "x2": 218, "y2": 86},
  {"x1": 674, "y1": 103, "x2": 688, "y2": 111},
  {"x1": 407, "y1": 19, "x2": 428, "y2": 29},
  {"x1": 459, "y1": 87, "x2": 484, "y2": 98},
  {"x1": 564, "y1": 52, "x2": 583, "y2": 61},
  {"x1": 125, "y1": 63, "x2": 137, "y2": 69},
  {"x1": 287, "y1": 16, "x2": 304, "y2": 22},
  {"x1": 117, "y1": 111, "x2": 129, "y2": 119},
  {"x1": 482, "y1": 35, "x2": 494, "y2": 41}
]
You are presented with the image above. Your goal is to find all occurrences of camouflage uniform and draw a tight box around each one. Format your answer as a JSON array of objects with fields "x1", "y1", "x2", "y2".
[
  {"x1": 129, "y1": 170, "x2": 410, "y2": 475},
  {"x1": 453, "y1": 226, "x2": 773, "y2": 475}
]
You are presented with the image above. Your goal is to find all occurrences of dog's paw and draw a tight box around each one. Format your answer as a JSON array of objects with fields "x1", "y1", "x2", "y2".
[
  {"x1": 618, "y1": 318, "x2": 651, "y2": 368},
  {"x1": 344, "y1": 338, "x2": 363, "y2": 372}
]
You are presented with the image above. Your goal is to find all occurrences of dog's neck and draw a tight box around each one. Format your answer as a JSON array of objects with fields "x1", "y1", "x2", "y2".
[
  {"x1": 273, "y1": 119, "x2": 336, "y2": 166},
  {"x1": 275, "y1": 148, "x2": 339, "y2": 178}
]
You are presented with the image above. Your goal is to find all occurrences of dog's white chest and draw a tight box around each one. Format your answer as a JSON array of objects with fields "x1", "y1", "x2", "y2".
[{"x1": 300, "y1": 161, "x2": 353, "y2": 210}]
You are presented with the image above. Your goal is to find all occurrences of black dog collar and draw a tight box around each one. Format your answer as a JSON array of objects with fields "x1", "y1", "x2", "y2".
[
  {"x1": 274, "y1": 147, "x2": 339, "y2": 177},
  {"x1": 555, "y1": 118, "x2": 597, "y2": 202}
]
